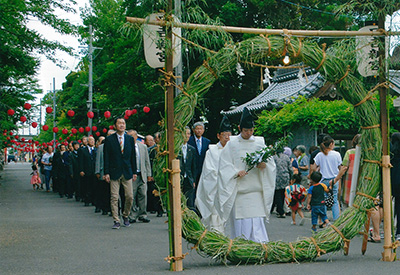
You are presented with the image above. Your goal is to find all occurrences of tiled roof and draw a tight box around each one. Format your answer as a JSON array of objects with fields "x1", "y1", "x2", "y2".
[
  {"x1": 389, "y1": 70, "x2": 400, "y2": 94},
  {"x1": 222, "y1": 68, "x2": 325, "y2": 115}
]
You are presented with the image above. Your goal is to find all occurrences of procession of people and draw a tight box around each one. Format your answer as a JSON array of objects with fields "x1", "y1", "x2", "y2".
[{"x1": 28, "y1": 108, "x2": 400, "y2": 243}]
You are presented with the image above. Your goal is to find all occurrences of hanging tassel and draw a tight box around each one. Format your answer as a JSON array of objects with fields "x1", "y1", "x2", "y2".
[
  {"x1": 263, "y1": 65, "x2": 272, "y2": 87},
  {"x1": 236, "y1": 63, "x2": 245, "y2": 77}
]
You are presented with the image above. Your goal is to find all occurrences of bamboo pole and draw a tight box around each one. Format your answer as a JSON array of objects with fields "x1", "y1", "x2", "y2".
[
  {"x1": 378, "y1": 15, "x2": 395, "y2": 262},
  {"x1": 171, "y1": 159, "x2": 183, "y2": 271},
  {"x1": 165, "y1": 0, "x2": 182, "y2": 271},
  {"x1": 126, "y1": 16, "x2": 400, "y2": 37}
]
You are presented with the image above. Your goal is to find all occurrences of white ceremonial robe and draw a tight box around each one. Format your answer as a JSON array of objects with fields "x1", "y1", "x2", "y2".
[
  {"x1": 216, "y1": 135, "x2": 276, "y2": 243},
  {"x1": 196, "y1": 142, "x2": 224, "y2": 233}
]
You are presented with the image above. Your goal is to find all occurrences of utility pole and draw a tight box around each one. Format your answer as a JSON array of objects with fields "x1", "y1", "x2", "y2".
[
  {"x1": 88, "y1": 24, "x2": 94, "y2": 136},
  {"x1": 53, "y1": 78, "x2": 56, "y2": 147},
  {"x1": 39, "y1": 98, "x2": 42, "y2": 134}
]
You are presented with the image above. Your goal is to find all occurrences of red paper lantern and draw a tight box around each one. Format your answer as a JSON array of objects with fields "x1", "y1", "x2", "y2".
[
  {"x1": 67, "y1": 137, "x2": 70, "y2": 140},
  {"x1": 124, "y1": 115, "x2": 129, "y2": 120},
  {"x1": 104, "y1": 111, "x2": 111, "y2": 119},
  {"x1": 59, "y1": 137, "x2": 62, "y2": 141},
  {"x1": 102, "y1": 128, "x2": 107, "y2": 133},
  {"x1": 92, "y1": 126, "x2": 97, "y2": 132},
  {"x1": 131, "y1": 109, "x2": 137, "y2": 115},
  {"x1": 15, "y1": 135, "x2": 19, "y2": 139},
  {"x1": 143, "y1": 106, "x2": 150, "y2": 113},
  {"x1": 62, "y1": 129, "x2": 68, "y2": 135},
  {"x1": 46, "y1": 107, "x2": 53, "y2": 114},
  {"x1": 71, "y1": 128, "x2": 77, "y2": 134},
  {"x1": 85, "y1": 126, "x2": 91, "y2": 132},
  {"x1": 67, "y1": 110, "x2": 75, "y2": 117},
  {"x1": 95, "y1": 132, "x2": 100, "y2": 137},
  {"x1": 9, "y1": 132, "x2": 13, "y2": 136},
  {"x1": 125, "y1": 110, "x2": 132, "y2": 116},
  {"x1": 78, "y1": 127, "x2": 84, "y2": 133},
  {"x1": 21, "y1": 138, "x2": 25, "y2": 142},
  {"x1": 53, "y1": 127, "x2": 59, "y2": 133},
  {"x1": 109, "y1": 125, "x2": 114, "y2": 130},
  {"x1": 42, "y1": 125, "x2": 49, "y2": 131},
  {"x1": 7, "y1": 109, "x2": 15, "y2": 116},
  {"x1": 24, "y1": 103, "x2": 32, "y2": 110},
  {"x1": 78, "y1": 140, "x2": 82, "y2": 143},
  {"x1": 87, "y1": 111, "x2": 94, "y2": 119},
  {"x1": 20, "y1": 116, "x2": 27, "y2": 123},
  {"x1": 35, "y1": 141, "x2": 39, "y2": 145},
  {"x1": 31, "y1": 122, "x2": 38, "y2": 128}
]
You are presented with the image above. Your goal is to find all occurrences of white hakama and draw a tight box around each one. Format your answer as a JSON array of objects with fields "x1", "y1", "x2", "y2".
[
  {"x1": 196, "y1": 143, "x2": 224, "y2": 233},
  {"x1": 216, "y1": 135, "x2": 276, "y2": 243}
]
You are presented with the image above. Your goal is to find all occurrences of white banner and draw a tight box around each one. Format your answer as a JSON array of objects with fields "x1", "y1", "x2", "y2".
[{"x1": 143, "y1": 13, "x2": 181, "y2": 69}]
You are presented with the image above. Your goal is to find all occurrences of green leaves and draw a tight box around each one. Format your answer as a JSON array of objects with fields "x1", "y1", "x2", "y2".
[{"x1": 255, "y1": 96, "x2": 360, "y2": 142}]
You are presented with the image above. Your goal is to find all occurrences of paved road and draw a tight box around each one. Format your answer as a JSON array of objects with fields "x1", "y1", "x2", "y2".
[{"x1": 0, "y1": 162, "x2": 399, "y2": 274}]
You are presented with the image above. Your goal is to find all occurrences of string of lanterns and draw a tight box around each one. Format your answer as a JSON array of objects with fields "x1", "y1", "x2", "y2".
[{"x1": 4, "y1": 103, "x2": 152, "y2": 151}]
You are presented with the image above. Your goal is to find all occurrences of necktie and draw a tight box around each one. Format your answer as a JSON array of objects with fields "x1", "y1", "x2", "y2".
[
  {"x1": 119, "y1": 137, "x2": 124, "y2": 153},
  {"x1": 196, "y1": 139, "x2": 201, "y2": 154},
  {"x1": 182, "y1": 145, "x2": 187, "y2": 161}
]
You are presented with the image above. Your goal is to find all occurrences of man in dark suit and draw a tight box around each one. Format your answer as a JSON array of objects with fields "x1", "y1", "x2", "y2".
[
  {"x1": 104, "y1": 117, "x2": 137, "y2": 229},
  {"x1": 188, "y1": 121, "x2": 210, "y2": 184},
  {"x1": 79, "y1": 136, "x2": 97, "y2": 207},
  {"x1": 178, "y1": 127, "x2": 197, "y2": 210},
  {"x1": 77, "y1": 136, "x2": 88, "y2": 202}
]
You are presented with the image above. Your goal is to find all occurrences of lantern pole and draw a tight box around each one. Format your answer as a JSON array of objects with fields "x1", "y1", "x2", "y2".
[
  {"x1": 378, "y1": 15, "x2": 395, "y2": 262},
  {"x1": 88, "y1": 24, "x2": 93, "y2": 136}
]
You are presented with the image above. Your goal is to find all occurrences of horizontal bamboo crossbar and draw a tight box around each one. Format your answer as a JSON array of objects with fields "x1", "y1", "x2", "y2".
[{"x1": 126, "y1": 17, "x2": 400, "y2": 37}]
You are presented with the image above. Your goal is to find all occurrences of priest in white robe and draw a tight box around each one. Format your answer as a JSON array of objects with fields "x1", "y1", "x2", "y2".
[
  {"x1": 216, "y1": 107, "x2": 276, "y2": 243},
  {"x1": 196, "y1": 116, "x2": 232, "y2": 233}
]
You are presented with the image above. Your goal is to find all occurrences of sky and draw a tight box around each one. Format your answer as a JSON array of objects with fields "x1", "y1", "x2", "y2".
[{"x1": 21, "y1": 0, "x2": 89, "y2": 135}]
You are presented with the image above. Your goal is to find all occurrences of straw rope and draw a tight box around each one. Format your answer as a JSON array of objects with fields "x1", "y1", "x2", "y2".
[
  {"x1": 261, "y1": 243, "x2": 268, "y2": 260},
  {"x1": 164, "y1": 252, "x2": 189, "y2": 263},
  {"x1": 193, "y1": 229, "x2": 208, "y2": 250},
  {"x1": 356, "y1": 192, "x2": 380, "y2": 204},
  {"x1": 353, "y1": 82, "x2": 390, "y2": 107},
  {"x1": 226, "y1": 239, "x2": 234, "y2": 257},
  {"x1": 162, "y1": 168, "x2": 181, "y2": 174},
  {"x1": 260, "y1": 34, "x2": 271, "y2": 56},
  {"x1": 202, "y1": 60, "x2": 218, "y2": 79},
  {"x1": 288, "y1": 243, "x2": 296, "y2": 261},
  {"x1": 315, "y1": 43, "x2": 326, "y2": 70},
  {"x1": 172, "y1": 31, "x2": 217, "y2": 54},
  {"x1": 310, "y1": 237, "x2": 325, "y2": 257},
  {"x1": 361, "y1": 124, "x2": 380, "y2": 130},
  {"x1": 363, "y1": 159, "x2": 381, "y2": 166},
  {"x1": 352, "y1": 204, "x2": 377, "y2": 213},
  {"x1": 335, "y1": 65, "x2": 350, "y2": 84}
]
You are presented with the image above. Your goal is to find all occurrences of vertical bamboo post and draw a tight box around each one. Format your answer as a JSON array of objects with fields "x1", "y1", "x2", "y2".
[
  {"x1": 171, "y1": 159, "x2": 183, "y2": 271},
  {"x1": 165, "y1": 0, "x2": 183, "y2": 271},
  {"x1": 378, "y1": 15, "x2": 394, "y2": 262}
]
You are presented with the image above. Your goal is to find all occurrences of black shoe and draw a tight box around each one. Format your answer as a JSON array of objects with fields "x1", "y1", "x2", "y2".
[
  {"x1": 157, "y1": 213, "x2": 163, "y2": 217},
  {"x1": 129, "y1": 219, "x2": 136, "y2": 224},
  {"x1": 277, "y1": 214, "x2": 286, "y2": 218},
  {"x1": 138, "y1": 217, "x2": 150, "y2": 223},
  {"x1": 95, "y1": 208, "x2": 101, "y2": 213}
]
